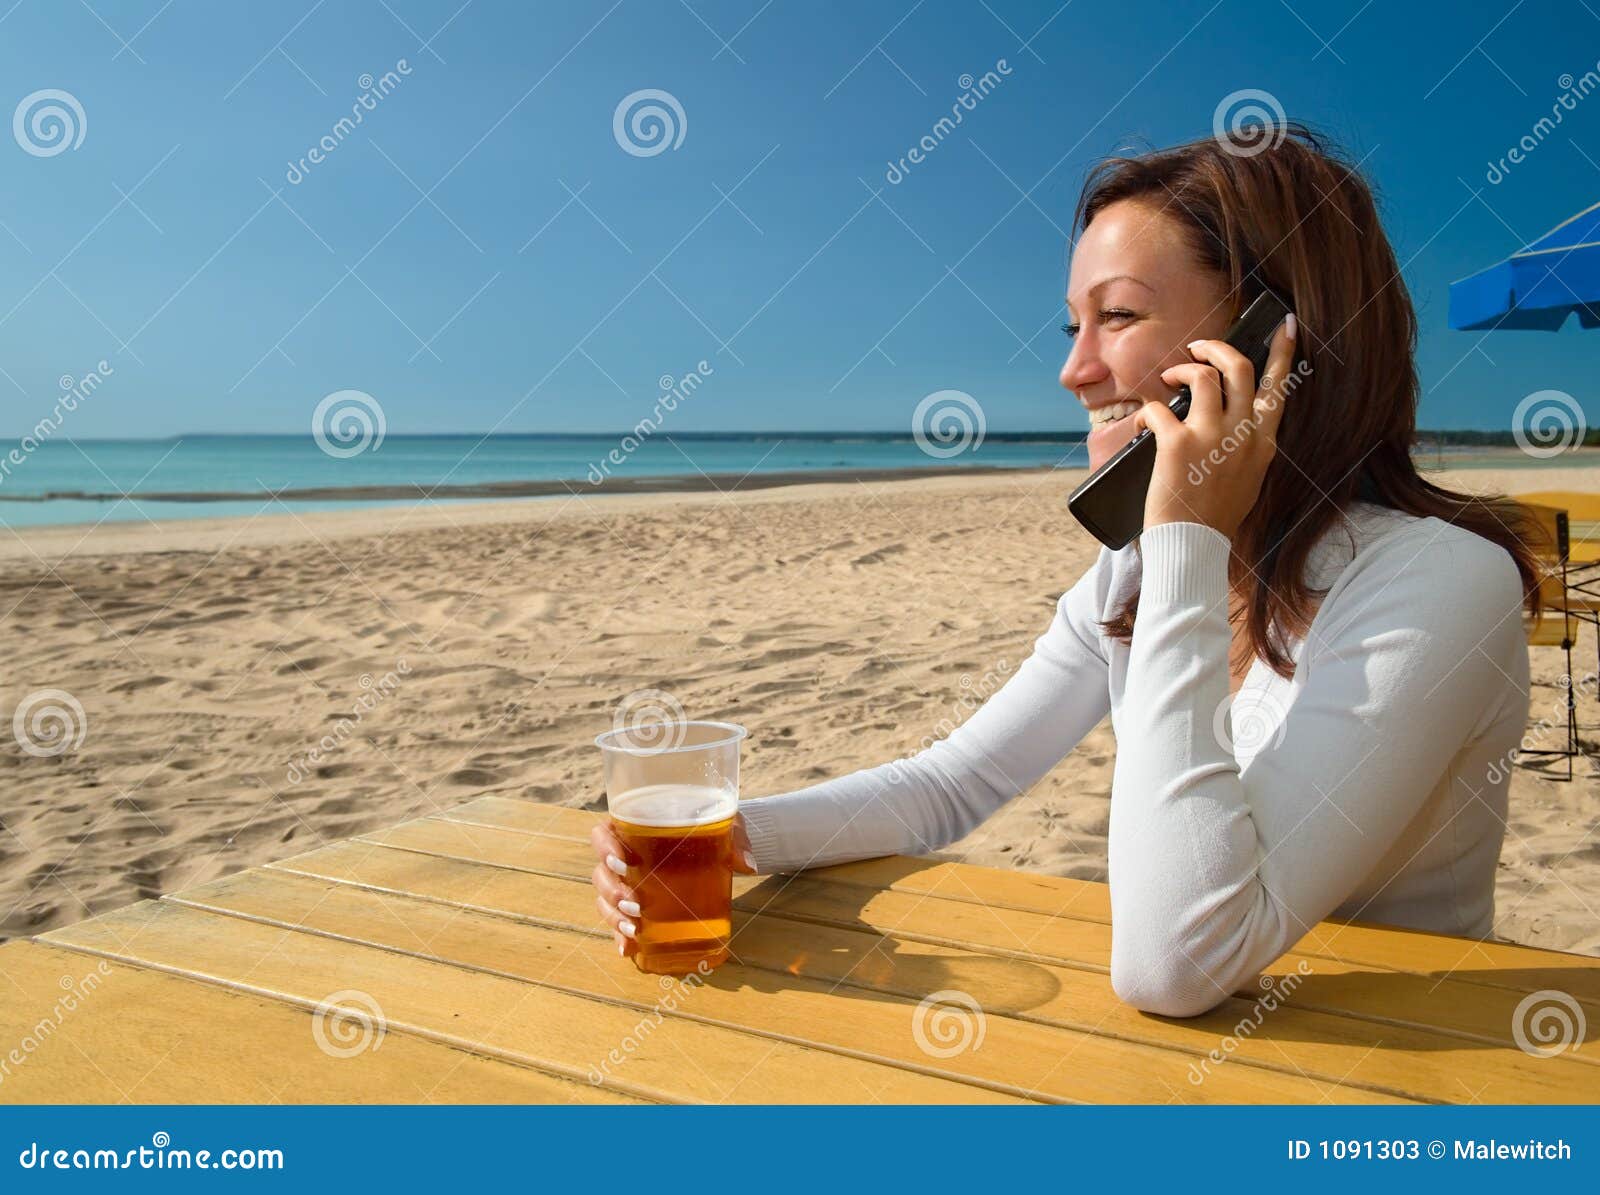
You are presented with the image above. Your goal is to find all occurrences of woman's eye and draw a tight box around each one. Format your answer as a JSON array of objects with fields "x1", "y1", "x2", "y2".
[{"x1": 1063, "y1": 309, "x2": 1137, "y2": 339}]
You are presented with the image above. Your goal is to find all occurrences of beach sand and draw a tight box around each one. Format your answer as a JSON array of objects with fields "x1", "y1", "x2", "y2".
[{"x1": 3, "y1": 460, "x2": 1597, "y2": 957}]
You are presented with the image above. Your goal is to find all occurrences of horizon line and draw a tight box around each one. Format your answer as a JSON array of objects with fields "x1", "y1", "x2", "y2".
[{"x1": 4, "y1": 428, "x2": 1543, "y2": 443}]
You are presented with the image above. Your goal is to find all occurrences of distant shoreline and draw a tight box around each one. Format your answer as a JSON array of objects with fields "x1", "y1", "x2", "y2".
[
  {"x1": 12, "y1": 430, "x2": 1094, "y2": 444},
  {"x1": 4, "y1": 454, "x2": 1600, "y2": 562},
  {"x1": 0, "y1": 445, "x2": 1592, "y2": 511},
  {"x1": 0, "y1": 429, "x2": 1567, "y2": 445},
  {"x1": 0, "y1": 463, "x2": 1060, "y2": 506}
]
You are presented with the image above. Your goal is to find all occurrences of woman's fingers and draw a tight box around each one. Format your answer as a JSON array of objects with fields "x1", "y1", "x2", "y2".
[
  {"x1": 1158, "y1": 362, "x2": 1224, "y2": 431},
  {"x1": 1132, "y1": 394, "x2": 1183, "y2": 440},
  {"x1": 590, "y1": 819, "x2": 635, "y2": 882},
  {"x1": 1185, "y1": 338, "x2": 1256, "y2": 412},
  {"x1": 596, "y1": 857, "x2": 641, "y2": 920},
  {"x1": 590, "y1": 823, "x2": 642, "y2": 955},
  {"x1": 589, "y1": 819, "x2": 627, "y2": 865},
  {"x1": 596, "y1": 874, "x2": 639, "y2": 957}
]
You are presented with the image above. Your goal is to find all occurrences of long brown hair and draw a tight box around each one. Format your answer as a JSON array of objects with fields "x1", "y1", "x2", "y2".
[{"x1": 1077, "y1": 121, "x2": 1541, "y2": 676}]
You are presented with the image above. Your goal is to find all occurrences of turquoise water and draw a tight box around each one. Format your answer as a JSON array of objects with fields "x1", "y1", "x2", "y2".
[
  {"x1": 0, "y1": 434, "x2": 1091, "y2": 529},
  {"x1": 0, "y1": 434, "x2": 1567, "y2": 530}
]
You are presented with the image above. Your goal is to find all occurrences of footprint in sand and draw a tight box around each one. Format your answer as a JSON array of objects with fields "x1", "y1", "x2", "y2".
[
  {"x1": 850, "y1": 543, "x2": 908, "y2": 566},
  {"x1": 445, "y1": 767, "x2": 503, "y2": 788},
  {"x1": 276, "y1": 656, "x2": 334, "y2": 675}
]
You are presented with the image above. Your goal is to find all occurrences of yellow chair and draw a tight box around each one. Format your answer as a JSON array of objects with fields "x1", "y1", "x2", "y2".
[
  {"x1": 1518, "y1": 490, "x2": 1600, "y2": 567},
  {"x1": 1517, "y1": 502, "x2": 1594, "y2": 779}
]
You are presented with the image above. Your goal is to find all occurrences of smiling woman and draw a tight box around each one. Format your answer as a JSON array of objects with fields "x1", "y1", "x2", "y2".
[
  {"x1": 1064, "y1": 124, "x2": 1541, "y2": 678},
  {"x1": 588, "y1": 122, "x2": 1548, "y2": 1019}
]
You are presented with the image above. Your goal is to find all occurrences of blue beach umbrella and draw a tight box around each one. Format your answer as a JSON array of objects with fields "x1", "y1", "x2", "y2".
[{"x1": 1448, "y1": 200, "x2": 1600, "y2": 330}]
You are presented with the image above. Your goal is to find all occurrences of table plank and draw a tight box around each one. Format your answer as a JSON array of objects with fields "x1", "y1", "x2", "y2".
[
  {"x1": 441, "y1": 797, "x2": 1600, "y2": 1003},
  {"x1": 268, "y1": 838, "x2": 1599, "y2": 1103},
  {"x1": 36, "y1": 899, "x2": 1025, "y2": 1105},
  {"x1": 367, "y1": 812, "x2": 1600, "y2": 1062},
  {"x1": 170, "y1": 864, "x2": 1410, "y2": 1105},
  {"x1": 0, "y1": 941, "x2": 635, "y2": 1104}
]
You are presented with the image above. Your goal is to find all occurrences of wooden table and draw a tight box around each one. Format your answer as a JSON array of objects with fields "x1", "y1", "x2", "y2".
[{"x1": 2, "y1": 796, "x2": 1597, "y2": 1104}]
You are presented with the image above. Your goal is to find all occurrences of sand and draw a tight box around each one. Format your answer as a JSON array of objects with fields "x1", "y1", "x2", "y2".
[{"x1": 2, "y1": 460, "x2": 1597, "y2": 957}]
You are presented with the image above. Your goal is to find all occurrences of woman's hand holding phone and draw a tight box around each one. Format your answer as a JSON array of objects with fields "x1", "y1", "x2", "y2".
[{"x1": 1132, "y1": 313, "x2": 1298, "y2": 540}]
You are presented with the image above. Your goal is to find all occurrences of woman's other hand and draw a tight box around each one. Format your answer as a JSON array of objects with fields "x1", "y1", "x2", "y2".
[
  {"x1": 589, "y1": 813, "x2": 758, "y2": 960},
  {"x1": 1133, "y1": 313, "x2": 1298, "y2": 539}
]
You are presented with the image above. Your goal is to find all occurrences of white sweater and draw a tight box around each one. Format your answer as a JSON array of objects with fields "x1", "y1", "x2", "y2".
[{"x1": 740, "y1": 503, "x2": 1530, "y2": 1017}]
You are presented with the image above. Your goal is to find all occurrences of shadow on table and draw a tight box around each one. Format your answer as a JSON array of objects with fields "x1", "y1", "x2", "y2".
[
  {"x1": 708, "y1": 870, "x2": 1600, "y2": 1055},
  {"x1": 712, "y1": 871, "x2": 1067, "y2": 1018}
]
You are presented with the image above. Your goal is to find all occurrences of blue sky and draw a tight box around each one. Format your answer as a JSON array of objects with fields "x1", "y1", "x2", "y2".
[{"x1": 0, "y1": 0, "x2": 1595, "y2": 437}]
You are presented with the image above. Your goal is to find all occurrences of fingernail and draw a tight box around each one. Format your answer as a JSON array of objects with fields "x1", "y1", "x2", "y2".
[
  {"x1": 741, "y1": 848, "x2": 757, "y2": 871},
  {"x1": 619, "y1": 919, "x2": 637, "y2": 939},
  {"x1": 618, "y1": 898, "x2": 641, "y2": 918},
  {"x1": 1284, "y1": 313, "x2": 1297, "y2": 341},
  {"x1": 605, "y1": 854, "x2": 628, "y2": 877},
  {"x1": 617, "y1": 936, "x2": 625, "y2": 956},
  {"x1": 1186, "y1": 339, "x2": 1203, "y2": 351}
]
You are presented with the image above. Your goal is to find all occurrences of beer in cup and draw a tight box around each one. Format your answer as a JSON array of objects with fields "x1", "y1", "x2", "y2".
[{"x1": 594, "y1": 720, "x2": 747, "y2": 975}]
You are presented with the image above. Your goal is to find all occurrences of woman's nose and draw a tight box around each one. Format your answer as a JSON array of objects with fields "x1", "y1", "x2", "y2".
[{"x1": 1060, "y1": 329, "x2": 1108, "y2": 392}]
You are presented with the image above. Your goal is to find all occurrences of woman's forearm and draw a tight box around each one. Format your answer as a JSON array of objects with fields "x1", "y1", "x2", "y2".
[
  {"x1": 740, "y1": 560, "x2": 1117, "y2": 874},
  {"x1": 740, "y1": 744, "x2": 1002, "y2": 873}
]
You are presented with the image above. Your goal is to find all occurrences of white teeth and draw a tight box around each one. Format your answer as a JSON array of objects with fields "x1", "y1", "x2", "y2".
[{"x1": 1088, "y1": 400, "x2": 1141, "y2": 427}]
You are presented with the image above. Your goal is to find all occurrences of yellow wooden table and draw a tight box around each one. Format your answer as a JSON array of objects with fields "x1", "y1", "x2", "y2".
[{"x1": 2, "y1": 796, "x2": 1597, "y2": 1104}]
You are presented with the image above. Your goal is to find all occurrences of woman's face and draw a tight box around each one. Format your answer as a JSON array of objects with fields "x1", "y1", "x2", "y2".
[{"x1": 1060, "y1": 199, "x2": 1235, "y2": 470}]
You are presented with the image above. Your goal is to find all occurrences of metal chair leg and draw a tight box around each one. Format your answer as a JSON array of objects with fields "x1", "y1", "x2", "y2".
[{"x1": 1566, "y1": 633, "x2": 1577, "y2": 781}]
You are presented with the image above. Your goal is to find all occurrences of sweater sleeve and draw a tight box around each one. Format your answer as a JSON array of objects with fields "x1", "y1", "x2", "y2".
[
  {"x1": 740, "y1": 548, "x2": 1117, "y2": 874},
  {"x1": 1108, "y1": 519, "x2": 1529, "y2": 1018}
]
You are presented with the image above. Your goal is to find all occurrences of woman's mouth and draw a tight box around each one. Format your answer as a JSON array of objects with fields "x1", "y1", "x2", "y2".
[
  {"x1": 1087, "y1": 399, "x2": 1141, "y2": 428},
  {"x1": 1085, "y1": 399, "x2": 1145, "y2": 469}
]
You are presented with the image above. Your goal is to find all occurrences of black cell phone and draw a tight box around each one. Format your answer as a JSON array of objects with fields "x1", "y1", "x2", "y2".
[{"x1": 1066, "y1": 288, "x2": 1293, "y2": 550}]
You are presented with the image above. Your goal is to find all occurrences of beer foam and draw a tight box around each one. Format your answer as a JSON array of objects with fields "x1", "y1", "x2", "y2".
[{"x1": 609, "y1": 783, "x2": 738, "y2": 828}]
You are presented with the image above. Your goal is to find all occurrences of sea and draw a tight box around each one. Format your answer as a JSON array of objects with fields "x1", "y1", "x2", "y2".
[{"x1": 0, "y1": 432, "x2": 1550, "y2": 530}]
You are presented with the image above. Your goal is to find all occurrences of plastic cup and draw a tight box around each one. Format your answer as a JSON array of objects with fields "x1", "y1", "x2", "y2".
[{"x1": 594, "y1": 720, "x2": 747, "y2": 975}]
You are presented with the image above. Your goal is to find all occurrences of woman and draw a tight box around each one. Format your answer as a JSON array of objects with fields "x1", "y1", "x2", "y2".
[{"x1": 590, "y1": 123, "x2": 1541, "y2": 1018}]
